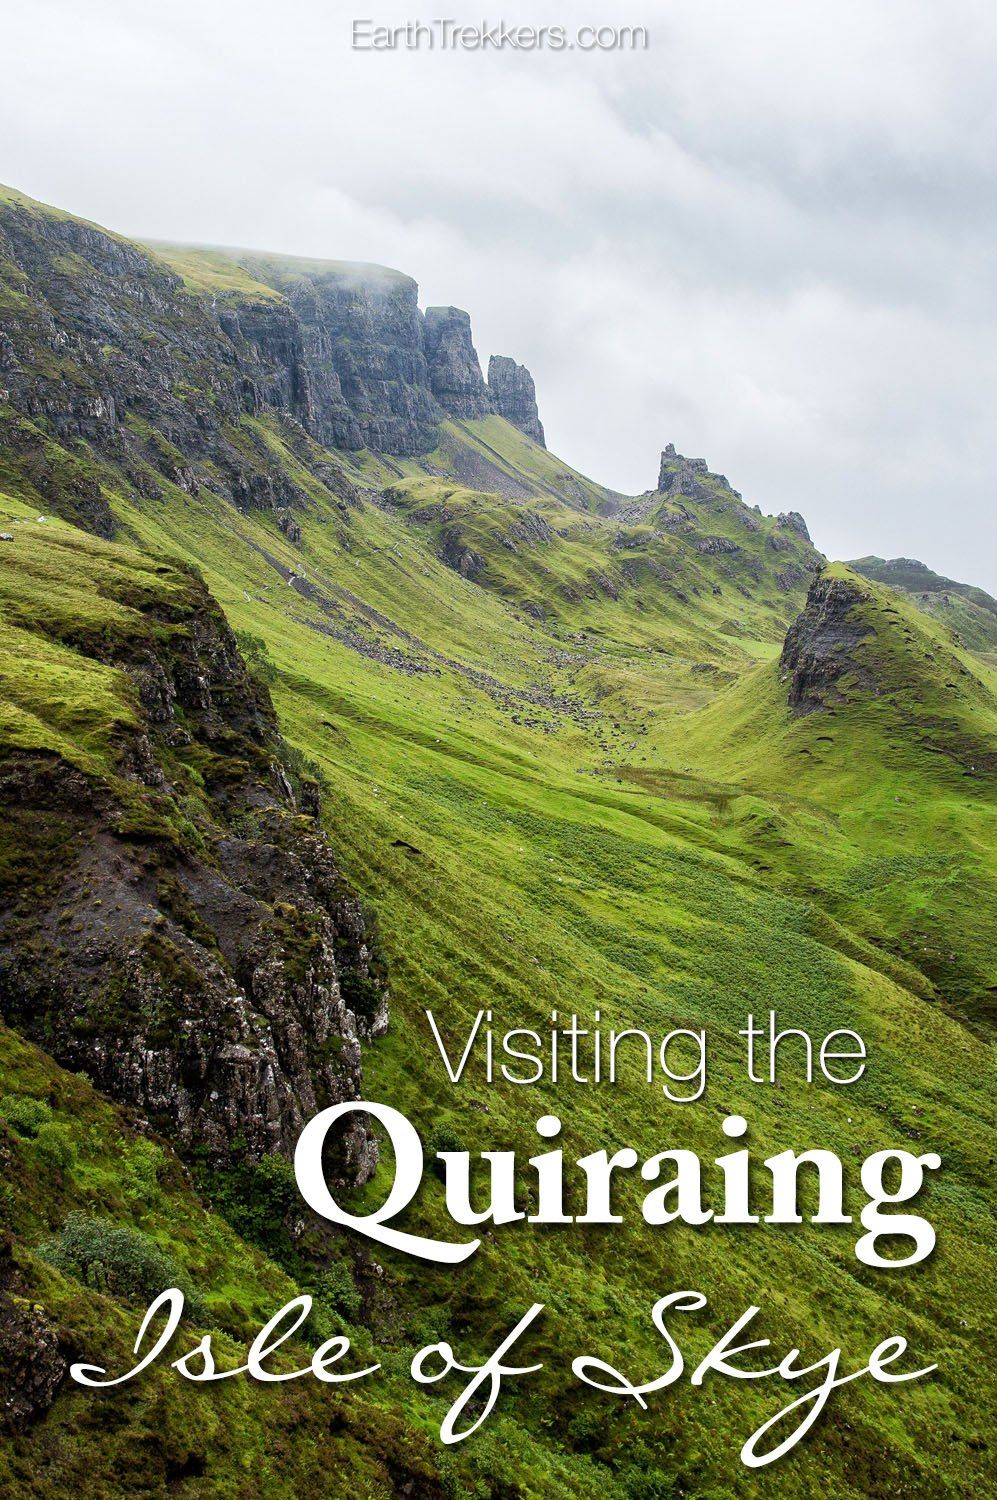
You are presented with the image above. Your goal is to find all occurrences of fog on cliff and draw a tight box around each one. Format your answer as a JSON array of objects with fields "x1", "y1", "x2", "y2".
[{"x1": 3, "y1": 0, "x2": 995, "y2": 587}]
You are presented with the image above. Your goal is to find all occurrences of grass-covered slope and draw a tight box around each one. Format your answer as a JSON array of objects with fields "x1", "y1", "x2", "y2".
[
  {"x1": 0, "y1": 186, "x2": 994, "y2": 1498},
  {"x1": 1, "y1": 1019, "x2": 471, "y2": 1500},
  {"x1": 670, "y1": 564, "x2": 997, "y2": 1026},
  {"x1": 379, "y1": 432, "x2": 819, "y2": 657},
  {"x1": 849, "y1": 556, "x2": 997, "y2": 661}
]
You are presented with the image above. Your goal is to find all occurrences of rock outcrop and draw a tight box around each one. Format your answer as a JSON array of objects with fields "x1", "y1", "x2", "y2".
[
  {"x1": 487, "y1": 355, "x2": 546, "y2": 445},
  {"x1": 777, "y1": 510, "x2": 812, "y2": 543},
  {"x1": 657, "y1": 443, "x2": 745, "y2": 503},
  {"x1": 0, "y1": 1236, "x2": 67, "y2": 1431},
  {"x1": 780, "y1": 569, "x2": 872, "y2": 714},
  {"x1": 0, "y1": 1294, "x2": 66, "y2": 1430},
  {"x1": 424, "y1": 306, "x2": 493, "y2": 420},
  {"x1": 438, "y1": 525, "x2": 485, "y2": 579},
  {"x1": 657, "y1": 444, "x2": 717, "y2": 500}
]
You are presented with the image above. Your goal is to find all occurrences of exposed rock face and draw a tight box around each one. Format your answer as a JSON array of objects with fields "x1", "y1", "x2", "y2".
[
  {"x1": 487, "y1": 355, "x2": 546, "y2": 446},
  {"x1": 438, "y1": 525, "x2": 485, "y2": 579},
  {"x1": 694, "y1": 535, "x2": 741, "y2": 556},
  {"x1": 423, "y1": 307, "x2": 493, "y2": 419},
  {"x1": 780, "y1": 570, "x2": 873, "y2": 714},
  {"x1": 503, "y1": 509, "x2": 553, "y2": 547},
  {"x1": 0, "y1": 1236, "x2": 67, "y2": 1430},
  {"x1": 657, "y1": 443, "x2": 730, "y2": 501},
  {"x1": 778, "y1": 511, "x2": 812, "y2": 543},
  {"x1": 0, "y1": 562, "x2": 387, "y2": 1179},
  {"x1": 242, "y1": 259, "x2": 443, "y2": 454}
]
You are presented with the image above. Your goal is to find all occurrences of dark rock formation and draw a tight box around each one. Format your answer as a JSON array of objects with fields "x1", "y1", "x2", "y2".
[
  {"x1": 0, "y1": 1236, "x2": 67, "y2": 1430},
  {"x1": 657, "y1": 443, "x2": 732, "y2": 502},
  {"x1": 0, "y1": 1293, "x2": 66, "y2": 1430},
  {"x1": 780, "y1": 570, "x2": 873, "y2": 714},
  {"x1": 242, "y1": 258, "x2": 442, "y2": 454},
  {"x1": 487, "y1": 355, "x2": 546, "y2": 446},
  {"x1": 0, "y1": 562, "x2": 387, "y2": 1179},
  {"x1": 438, "y1": 525, "x2": 485, "y2": 579},
  {"x1": 423, "y1": 307, "x2": 493, "y2": 420},
  {"x1": 503, "y1": 509, "x2": 553, "y2": 548},
  {"x1": 694, "y1": 535, "x2": 741, "y2": 556},
  {"x1": 776, "y1": 563, "x2": 809, "y2": 592}
]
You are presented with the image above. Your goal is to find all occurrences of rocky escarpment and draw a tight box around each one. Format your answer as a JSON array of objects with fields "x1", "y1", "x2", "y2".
[
  {"x1": 424, "y1": 306, "x2": 493, "y2": 420},
  {"x1": 0, "y1": 195, "x2": 336, "y2": 534},
  {"x1": 487, "y1": 355, "x2": 546, "y2": 446},
  {"x1": 0, "y1": 547, "x2": 387, "y2": 1180},
  {"x1": 780, "y1": 569, "x2": 873, "y2": 714},
  {"x1": 0, "y1": 188, "x2": 546, "y2": 529},
  {"x1": 237, "y1": 256, "x2": 443, "y2": 454}
]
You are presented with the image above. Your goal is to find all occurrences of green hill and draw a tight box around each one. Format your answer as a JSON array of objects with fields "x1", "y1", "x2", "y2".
[{"x1": 0, "y1": 186, "x2": 994, "y2": 1499}]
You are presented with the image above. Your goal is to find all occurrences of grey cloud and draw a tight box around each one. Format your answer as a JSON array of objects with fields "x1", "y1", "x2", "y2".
[{"x1": 1, "y1": 0, "x2": 994, "y2": 587}]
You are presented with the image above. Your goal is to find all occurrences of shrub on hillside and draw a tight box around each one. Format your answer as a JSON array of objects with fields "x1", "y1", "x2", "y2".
[{"x1": 37, "y1": 1212, "x2": 204, "y2": 1316}]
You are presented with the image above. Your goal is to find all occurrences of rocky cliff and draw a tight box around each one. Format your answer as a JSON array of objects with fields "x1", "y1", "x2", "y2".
[
  {"x1": 0, "y1": 187, "x2": 547, "y2": 524},
  {"x1": 235, "y1": 254, "x2": 444, "y2": 454},
  {"x1": 487, "y1": 354, "x2": 546, "y2": 445},
  {"x1": 424, "y1": 305, "x2": 494, "y2": 419},
  {"x1": 0, "y1": 530, "x2": 387, "y2": 1178}
]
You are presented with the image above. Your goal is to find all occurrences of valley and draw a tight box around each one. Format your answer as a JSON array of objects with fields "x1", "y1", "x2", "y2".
[{"x1": 0, "y1": 184, "x2": 993, "y2": 1499}]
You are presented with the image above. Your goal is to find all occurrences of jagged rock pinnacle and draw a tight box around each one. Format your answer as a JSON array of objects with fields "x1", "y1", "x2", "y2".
[
  {"x1": 487, "y1": 355, "x2": 546, "y2": 446},
  {"x1": 423, "y1": 306, "x2": 493, "y2": 419}
]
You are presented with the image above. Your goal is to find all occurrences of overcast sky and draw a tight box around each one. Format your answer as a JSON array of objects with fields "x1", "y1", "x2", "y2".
[{"x1": 4, "y1": 0, "x2": 996, "y2": 587}]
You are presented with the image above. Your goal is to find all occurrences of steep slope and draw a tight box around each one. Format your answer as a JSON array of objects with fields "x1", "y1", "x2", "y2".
[
  {"x1": 0, "y1": 1014, "x2": 496, "y2": 1497},
  {"x1": 0, "y1": 186, "x2": 994, "y2": 1499},
  {"x1": 671, "y1": 564, "x2": 997, "y2": 1026},
  {"x1": 0, "y1": 504, "x2": 387, "y2": 1166}
]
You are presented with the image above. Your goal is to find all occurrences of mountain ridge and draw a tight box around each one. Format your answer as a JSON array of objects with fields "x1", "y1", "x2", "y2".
[{"x1": 849, "y1": 554, "x2": 997, "y2": 658}]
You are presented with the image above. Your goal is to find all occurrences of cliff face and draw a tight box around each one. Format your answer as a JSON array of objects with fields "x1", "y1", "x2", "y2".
[
  {"x1": 0, "y1": 195, "x2": 316, "y2": 536},
  {"x1": 780, "y1": 569, "x2": 873, "y2": 713},
  {"x1": 238, "y1": 256, "x2": 443, "y2": 454},
  {"x1": 424, "y1": 305, "x2": 494, "y2": 419},
  {"x1": 487, "y1": 354, "x2": 546, "y2": 445},
  {"x1": 0, "y1": 189, "x2": 547, "y2": 520}
]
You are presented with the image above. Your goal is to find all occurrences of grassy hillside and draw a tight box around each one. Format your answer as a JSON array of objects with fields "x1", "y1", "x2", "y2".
[
  {"x1": 849, "y1": 556, "x2": 997, "y2": 660},
  {"x1": 670, "y1": 564, "x2": 997, "y2": 1027},
  {"x1": 0, "y1": 189, "x2": 994, "y2": 1498}
]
